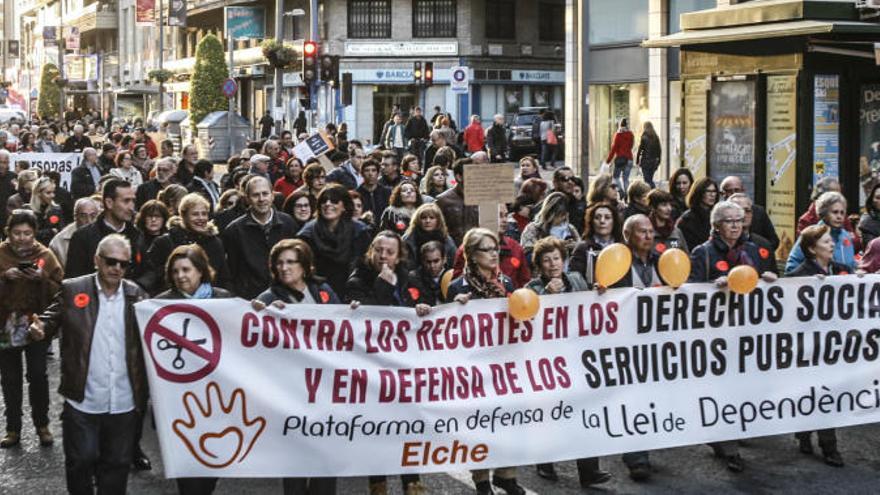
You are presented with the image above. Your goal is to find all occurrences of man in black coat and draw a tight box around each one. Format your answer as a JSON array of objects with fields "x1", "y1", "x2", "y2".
[
  {"x1": 407, "y1": 241, "x2": 448, "y2": 306},
  {"x1": 70, "y1": 148, "x2": 102, "y2": 200},
  {"x1": 404, "y1": 106, "x2": 430, "y2": 142},
  {"x1": 61, "y1": 124, "x2": 92, "y2": 153},
  {"x1": 221, "y1": 176, "x2": 297, "y2": 299},
  {"x1": 356, "y1": 159, "x2": 391, "y2": 222},
  {"x1": 720, "y1": 176, "x2": 780, "y2": 251},
  {"x1": 188, "y1": 160, "x2": 220, "y2": 212},
  {"x1": 485, "y1": 114, "x2": 509, "y2": 163},
  {"x1": 136, "y1": 157, "x2": 175, "y2": 210},
  {"x1": 65, "y1": 179, "x2": 144, "y2": 279},
  {"x1": 422, "y1": 129, "x2": 462, "y2": 172},
  {"x1": 0, "y1": 150, "x2": 15, "y2": 228}
]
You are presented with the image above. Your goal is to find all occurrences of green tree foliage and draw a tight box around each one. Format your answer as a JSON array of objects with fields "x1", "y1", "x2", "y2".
[
  {"x1": 189, "y1": 34, "x2": 228, "y2": 130},
  {"x1": 37, "y1": 63, "x2": 61, "y2": 119}
]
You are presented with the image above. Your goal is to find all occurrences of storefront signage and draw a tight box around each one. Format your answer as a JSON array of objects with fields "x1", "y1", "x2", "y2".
[
  {"x1": 344, "y1": 41, "x2": 458, "y2": 57},
  {"x1": 709, "y1": 79, "x2": 756, "y2": 196},
  {"x1": 860, "y1": 84, "x2": 880, "y2": 208},
  {"x1": 511, "y1": 71, "x2": 565, "y2": 83},
  {"x1": 342, "y1": 68, "x2": 451, "y2": 84},
  {"x1": 683, "y1": 78, "x2": 708, "y2": 179},
  {"x1": 225, "y1": 6, "x2": 266, "y2": 40},
  {"x1": 766, "y1": 74, "x2": 798, "y2": 262},
  {"x1": 813, "y1": 75, "x2": 839, "y2": 185}
]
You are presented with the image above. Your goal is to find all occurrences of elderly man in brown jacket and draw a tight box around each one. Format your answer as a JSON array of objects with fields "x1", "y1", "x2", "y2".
[{"x1": 30, "y1": 234, "x2": 148, "y2": 495}]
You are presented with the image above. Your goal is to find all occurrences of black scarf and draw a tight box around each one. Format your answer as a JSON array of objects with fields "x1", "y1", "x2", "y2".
[
  {"x1": 412, "y1": 228, "x2": 445, "y2": 250},
  {"x1": 312, "y1": 218, "x2": 355, "y2": 263}
]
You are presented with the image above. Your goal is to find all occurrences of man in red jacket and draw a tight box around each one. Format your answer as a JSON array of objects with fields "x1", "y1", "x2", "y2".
[
  {"x1": 130, "y1": 128, "x2": 158, "y2": 158},
  {"x1": 462, "y1": 115, "x2": 485, "y2": 154},
  {"x1": 606, "y1": 118, "x2": 635, "y2": 193}
]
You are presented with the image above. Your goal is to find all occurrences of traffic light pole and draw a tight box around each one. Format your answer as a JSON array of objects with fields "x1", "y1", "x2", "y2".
[{"x1": 274, "y1": 0, "x2": 284, "y2": 135}]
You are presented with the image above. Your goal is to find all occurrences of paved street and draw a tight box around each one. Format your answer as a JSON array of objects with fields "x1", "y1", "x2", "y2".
[{"x1": 1, "y1": 351, "x2": 880, "y2": 494}]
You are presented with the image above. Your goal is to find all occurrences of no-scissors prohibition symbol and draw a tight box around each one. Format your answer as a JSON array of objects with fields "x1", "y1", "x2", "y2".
[
  {"x1": 222, "y1": 78, "x2": 238, "y2": 98},
  {"x1": 144, "y1": 304, "x2": 222, "y2": 383}
]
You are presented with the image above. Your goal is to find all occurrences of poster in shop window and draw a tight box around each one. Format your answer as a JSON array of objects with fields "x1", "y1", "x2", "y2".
[
  {"x1": 813, "y1": 75, "x2": 840, "y2": 185},
  {"x1": 683, "y1": 79, "x2": 708, "y2": 179},
  {"x1": 859, "y1": 84, "x2": 880, "y2": 208},
  {"x1": 709, "y1": 80, "x2": 756, "y2": 196},
  {"x1": 765, "y1": 74, "x2": 797, "y2": 262}
]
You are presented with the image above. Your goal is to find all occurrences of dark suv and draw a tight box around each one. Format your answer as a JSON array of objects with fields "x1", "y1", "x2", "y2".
[{"x1": 507, "y1": 107, "x2": 564, "y2": 160}]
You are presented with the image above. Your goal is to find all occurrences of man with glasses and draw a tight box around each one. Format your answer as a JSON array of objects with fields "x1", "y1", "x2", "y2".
[
  {"x1": 65, "y1": 179, "x2": 144, "y2": 280},
  {"x1": 29, "y1": 234, "x2": 149, "y2": 495},
  {"x1": 136, "y1": 157, "x2": 176, "y2": 210},
  {"x1": 719, "y1": 175, "x2": 779, "y2": 251},
  {"x1": 551, "y1": 166, "x2": 586, "y2": 235},
  {"x1": 49, "y1": 198, "x2": 100, "y2": 268},
  {"x1": 728, "y1": 193, "x2": 778, "y2": 275},
  {"x1": 688, "y1": 201, "x2": 778, "y2": 473}
]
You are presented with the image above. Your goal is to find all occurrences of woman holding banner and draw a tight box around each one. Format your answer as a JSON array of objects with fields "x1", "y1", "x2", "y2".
[
  {"x1": 785, "y1": 224, "x2": 851, "y2": 467},
  {"x1": 569, "y1": 202, "x2": 623, "y2": 286},
  {"x1": 346, "y1": 230, "x2": 429, "y2": 495},
  {"x1": 251, "y1": 239, "x2": 340, "y2": 495},
  {"x1": 526, "y1": 237, "x2": 612, "y2": 486},
  {"x1": 445, "y1": 228, "x2": 526, "y2": 495},
  {"x1": 785, "y1": 192, "x2": 856, "y2": 274},
  {"x1": 688, "y1": 201, "x2": 778, "y2": 472},
  {"x1": 156, "y1": 244, "x2": 232, "y2": 494}
]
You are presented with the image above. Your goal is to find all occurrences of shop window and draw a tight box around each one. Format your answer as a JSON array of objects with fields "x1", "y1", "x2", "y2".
[
  {"x1": 589, "y1": 83, "x2": 649, "y2": 174},
  {"x1": 531, "y1": 86, "x2": 553, "y2": 107},
  {"x1": 486, "y1": 0, "x2": 516, "y2": 40},
  {"x1": 348, "y1": 0, "x2": 392, "y2": 39},
  {"x1": 539, "y1": 1, "x2": 565, "y2": 42},
  {"x1": 589, "y1": 0, "x2": 648, "y2": 44},
  {"x1": 505, "y1": 86, "x2": 524, "y2": 114},
  {"x1": 412, "y1": 0, "x2": 457, "y2": 38},
  {"x1": 669, "y1": 0, "x2": 715, "y2": 33}
]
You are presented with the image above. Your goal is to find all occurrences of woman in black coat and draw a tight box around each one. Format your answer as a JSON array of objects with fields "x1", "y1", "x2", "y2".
[
  {"x1": 155, "y1": 245, "x2": 232, "y2": 495},
  {"x1": 345, "y1": 230, "x2": 430, "y2": 495},
  {"x1": 676, "y1": 176, "x2": 718, "y2": 250},
  {"x1": 139, "y1": 193, "x2": 229, "y2": 295}
]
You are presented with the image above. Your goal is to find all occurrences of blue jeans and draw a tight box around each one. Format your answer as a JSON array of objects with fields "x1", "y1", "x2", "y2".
[
  {"x1": 62, "y1": 403, "x2": 136, "y2": 495},
  {"x1": 613, "y1": 158, "x2": 633, "y2": 193}
]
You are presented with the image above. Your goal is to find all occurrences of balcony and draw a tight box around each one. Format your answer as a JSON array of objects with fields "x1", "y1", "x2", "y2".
[{"x1": 67, "y1": 2, "x2": 117, "y2": 33}]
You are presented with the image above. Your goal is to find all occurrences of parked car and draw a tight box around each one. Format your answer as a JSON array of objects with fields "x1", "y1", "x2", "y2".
[{"x1": 506, "y1": 107, "x2": 564, "y2": 160}]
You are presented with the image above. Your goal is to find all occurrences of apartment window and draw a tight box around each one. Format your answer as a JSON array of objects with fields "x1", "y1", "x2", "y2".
[
  {"x1": 486, "y1": 0, "x2": 515, "y2": 40},
  {"x1": 348, "y1": 0, "x2": 391, "y2": 39},
  {"x1": 413, "y1": 0, "x2": 457, "y2": 38},
  {"x1": 589, "y1": 0, "x2": 648, "y2": 44},
  {"x1": 539, "y1": 1, "x2": 565, "y2": 42}
]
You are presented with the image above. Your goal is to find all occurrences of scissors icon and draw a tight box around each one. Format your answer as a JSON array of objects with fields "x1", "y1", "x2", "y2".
[{"x1": 157, "y1": 318, "x2": 207, "y2": 370}]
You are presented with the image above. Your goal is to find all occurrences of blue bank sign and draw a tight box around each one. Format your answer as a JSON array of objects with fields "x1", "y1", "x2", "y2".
[{"x1": 225, "y1": 6, "x2": 266, "y2": 40}]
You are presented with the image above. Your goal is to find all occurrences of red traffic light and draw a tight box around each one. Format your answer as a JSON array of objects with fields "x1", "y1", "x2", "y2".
[{"x1": 304, "y1": 41, "x2": 318, "y2": 56}]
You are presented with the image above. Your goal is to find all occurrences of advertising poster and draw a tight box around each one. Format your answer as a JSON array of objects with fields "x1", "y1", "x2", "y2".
[
  {"x1": 225, "y1": 7, "x2": 267, "y2": 39},
  {"x1": 136, "y1": 0, "x2": 156, "y2": 26},
  {"x1": 765, "y1": 74, "x2": 797, "y2": 262},
  {"x1": 859, "y1": 84, "x2": 880, "y2": 207},
  {"x1": 683, "y1": 79, "x2": 708, "y2": 179},
  {"x1": 709, "y1": 80, "x2": 756, "y2": 196},
  {"x1": 813, "y1": 75, "x2": 839, "y2": 185}
]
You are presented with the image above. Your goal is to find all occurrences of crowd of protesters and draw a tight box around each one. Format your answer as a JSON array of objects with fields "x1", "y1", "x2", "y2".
[{"x1": 0, "y1": 111, "x2": 875, "y2": 495}]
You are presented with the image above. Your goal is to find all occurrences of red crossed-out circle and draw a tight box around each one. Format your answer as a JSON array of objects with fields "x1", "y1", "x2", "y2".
[{"x1": 143, "y1": 304, "x2": 222, "y2": 383}]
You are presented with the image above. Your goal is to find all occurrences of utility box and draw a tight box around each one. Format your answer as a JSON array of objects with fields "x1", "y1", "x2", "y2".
[
  {"x1": 195, "y1": 111, "x2": 251, "y2": 162},
  {"x1": 154, "y1": 110, "x2": 188, "y2": 154}
]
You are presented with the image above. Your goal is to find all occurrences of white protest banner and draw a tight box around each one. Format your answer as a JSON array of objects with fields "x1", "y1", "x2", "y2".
[
  {"x1": 12, "y1": 152, "x2": 81, "y2": 190},
  {"x1": 135, "y1": 275, "x2": 880, "y2": 478},
  {"x1": 292, "y1": 131, "x2": 335, "y2": 161}
]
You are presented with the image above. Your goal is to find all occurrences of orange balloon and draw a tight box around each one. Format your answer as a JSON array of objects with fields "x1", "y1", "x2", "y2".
[
  {"x1": 728, "y1": 265, "x2": 759, "y2": 294},
  {"x1": 508, "y1": 288, "x2": 540, "y2": 321},
  {"x1": 658, "y1": 248, "x2": 691, "y2": 288},
  {"x1": 595, "y1": 243, "x2": 632, "y2": 288},
  {"x1": 440, "y1": 270, "x2": 454, "y2": 300}
]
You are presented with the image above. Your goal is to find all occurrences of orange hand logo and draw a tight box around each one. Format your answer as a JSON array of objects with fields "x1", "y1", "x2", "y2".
[{"x1": 172, "y1": 382, "x2": 267, "y2": 468}]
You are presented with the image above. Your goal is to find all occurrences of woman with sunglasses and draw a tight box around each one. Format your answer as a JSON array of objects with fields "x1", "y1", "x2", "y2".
[
  {"x1": 297, "y1": 184, "x2": 371, "y2": 300},
  {"x1": 0, "y1": 209, "x2": 63, "y2": 448},
  {"x1": 677, "y1": 177, "x2": 719, "y2": 250},
  {"x1": 156, "y1": 244, "x2": 232, "y2": 495}
]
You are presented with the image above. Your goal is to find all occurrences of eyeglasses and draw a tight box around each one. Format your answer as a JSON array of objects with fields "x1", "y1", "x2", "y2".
[
  {"x1": 720, "y1": 217, "x2": 744, "y2": 226},
  {"x1": 100, "y1": 255, "x2": 130, "y2": 269}
]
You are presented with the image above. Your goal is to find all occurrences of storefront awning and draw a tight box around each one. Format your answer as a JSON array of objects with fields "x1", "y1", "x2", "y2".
[
  {"x1": 643, "y1": 20, "x2": 880, "y2": 48},
  {"x1": 114, "y1": 85, "x2": 160, "y2": 95}
]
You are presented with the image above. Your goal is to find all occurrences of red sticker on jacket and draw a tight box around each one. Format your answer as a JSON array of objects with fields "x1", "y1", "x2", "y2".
[
  {"x1": 408, "y1": 287, "x2": 420, "y2": 301},
  {"x1": 759, "y1": 248, "x2": 770, "y2": 259},
  {"x1": 319, "y1": 291, "x2": 330, "y2": 303},
  {"x1": 715, "y1": 260, "x2": 730, "y2": 272},
  {"x1": 843, "y1": 238, "x2": 851, "y2": 247},
  {"x1": 36, "y1": 258, "x2": 45, "y2": 269},
  {"x1": 510, "y1": 257, "x2": 521, "y2": 268},
  {"x1": 73, "y1": 293, "x2": 90, "y2": 308},
  {"x1": 655, "y1": 242, "x2": 667, "y2": 253},
  {"x1": 395, "y1": 221, "x2": 406, "y2": 231},
  {"x1": 135, "y1": 252, "x2": 142, "y2": 264},
  {"x1": 49, "y1": 215, "x2": 59, "y2": 224}
]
